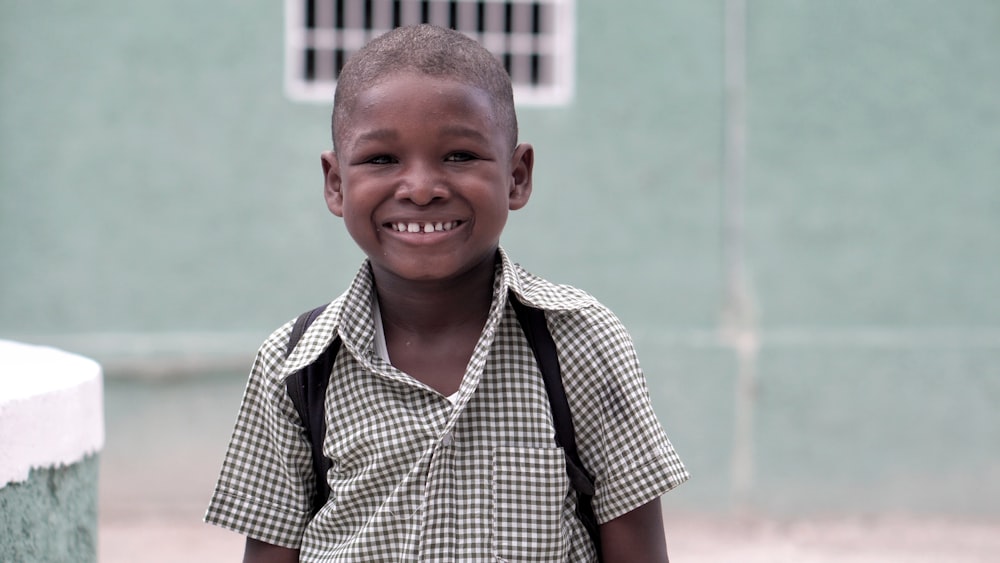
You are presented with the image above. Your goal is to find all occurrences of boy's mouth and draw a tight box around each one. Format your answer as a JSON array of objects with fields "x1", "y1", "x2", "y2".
[{"x1": 386, "y1": 220, "x2": 462, "y2": 234}]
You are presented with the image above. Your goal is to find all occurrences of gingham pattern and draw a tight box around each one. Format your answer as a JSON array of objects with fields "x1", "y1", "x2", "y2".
[{"x1": 205, "y1": 247, "x2": 689, "y2": 561}]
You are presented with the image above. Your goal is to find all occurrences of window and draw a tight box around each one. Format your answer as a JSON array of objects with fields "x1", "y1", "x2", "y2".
[{"x1": 284, "y1": 0, "x2": 575, "y2": 105}]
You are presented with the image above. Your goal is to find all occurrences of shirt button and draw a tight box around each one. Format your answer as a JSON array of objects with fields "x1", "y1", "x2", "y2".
[{"x1": 441, "y1": 431, "x2": 454, "y2": 447}]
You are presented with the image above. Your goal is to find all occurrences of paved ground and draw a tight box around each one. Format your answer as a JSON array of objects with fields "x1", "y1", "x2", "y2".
[{"x1": 98, "y1": 509, "x2": 1000, "y2": 562}]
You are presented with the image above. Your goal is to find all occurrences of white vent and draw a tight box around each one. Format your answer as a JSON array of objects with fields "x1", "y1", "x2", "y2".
[{"x1": 284, "y1": 0, "x2": 575, "y2": 105}]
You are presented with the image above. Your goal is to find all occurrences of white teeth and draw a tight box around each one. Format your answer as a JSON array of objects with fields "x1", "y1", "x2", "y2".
[{"x1": 391, "y1": 221, "x2": 459, "y2": 232}]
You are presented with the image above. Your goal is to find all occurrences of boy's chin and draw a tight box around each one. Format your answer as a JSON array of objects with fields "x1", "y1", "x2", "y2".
[{"x1": 370, "y1": 253, "x2": 497, "y2": 286}]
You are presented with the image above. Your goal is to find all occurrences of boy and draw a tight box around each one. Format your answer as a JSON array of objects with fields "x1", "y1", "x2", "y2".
[{"x1": 206, "y1": 24, "x2": 688, "y2": 562}]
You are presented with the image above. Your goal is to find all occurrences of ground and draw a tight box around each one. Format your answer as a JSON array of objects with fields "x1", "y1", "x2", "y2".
[{"x1": 98, "y1": 509, "x2": 1000, "y2": 562}]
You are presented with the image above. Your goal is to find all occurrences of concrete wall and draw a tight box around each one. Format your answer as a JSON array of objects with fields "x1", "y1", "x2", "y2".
[
  {"x1": 0, "y1": 459, "x2": 101, "y2": 562},
  {"x1": 0, "y1": 341, "x2": 104, "y2": 561},
  {"x1": 2, "y1": 1, "x2": 998, "y2": 517}
]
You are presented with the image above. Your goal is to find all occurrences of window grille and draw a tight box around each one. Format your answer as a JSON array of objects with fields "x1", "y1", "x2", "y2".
[{"x1": 284, "y1": 0, "x2": 575, "y2": 105}]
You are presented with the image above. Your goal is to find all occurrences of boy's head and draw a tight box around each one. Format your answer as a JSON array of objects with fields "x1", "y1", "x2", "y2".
[
  {"x1": 331, "y1": 24, "x2": 518, "y2": 152},
  {"x1": 322, "y1": 24, "x2": 533, "y2": 286}
]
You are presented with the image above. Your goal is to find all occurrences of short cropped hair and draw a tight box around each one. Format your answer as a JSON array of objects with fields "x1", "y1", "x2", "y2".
[{"x1": 332, "y1": 24, "x2": 518, "y2": 151}]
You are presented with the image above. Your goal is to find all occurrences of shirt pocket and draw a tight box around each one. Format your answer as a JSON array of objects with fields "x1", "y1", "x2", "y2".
[{"x1": 492, "y1": 446, "x2": 569, "y2": 561}]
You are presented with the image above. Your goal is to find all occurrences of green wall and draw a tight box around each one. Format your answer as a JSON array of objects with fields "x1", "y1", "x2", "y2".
[
  {"x1": 3, "y1": 1, "x2": 998, "y2": 516},
  {"x1": 741, "y1": 0, "x2": 1000, "y2": 516}
]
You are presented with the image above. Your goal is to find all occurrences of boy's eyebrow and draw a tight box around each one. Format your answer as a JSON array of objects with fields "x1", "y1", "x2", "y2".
[
  {"x1": 350, "y1": 125, "x2": 490, "y2": 150},
  {"x1": 438, "y1": 125, "x2": 490, "y2": 142},
  {"x1": 352, "y1": 128, "x2": 398, "y2": 149}
]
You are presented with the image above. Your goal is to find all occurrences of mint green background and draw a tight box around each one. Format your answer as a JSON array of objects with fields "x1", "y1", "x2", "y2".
[{"x1": 3, "y1": 1, "x2": 999, "y2": 517}]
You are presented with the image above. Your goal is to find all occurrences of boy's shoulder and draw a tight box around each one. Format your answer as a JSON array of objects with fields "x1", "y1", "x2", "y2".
[
  {"x1": 508, "y1": 261, "x2": 628, "y2": 340},
  {"x1": 255, "y1": 291, "x2": 350, "y2": 382},
  {"x1": 259, "y1": 258, "x2": 378, "y2": 380},
  {"x1": 501, "y1": 246, "x2": 599, "y2": 314},
  {"x1": 508, "y1": 262, "x2": 597, "y2": 312}
]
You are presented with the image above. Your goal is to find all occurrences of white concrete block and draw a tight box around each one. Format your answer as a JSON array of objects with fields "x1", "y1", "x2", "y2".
[{"x1": 0, "y1": 340, "x2": 105, "y2": 486}]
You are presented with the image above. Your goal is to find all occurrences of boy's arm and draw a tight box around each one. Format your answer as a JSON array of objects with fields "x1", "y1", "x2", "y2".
[
  {"x1": 243, "y1": 537, "x2": 299, "y2": 563},
  {"x1": 599, "y1": 497, "x2": 669, "y2": 563}
]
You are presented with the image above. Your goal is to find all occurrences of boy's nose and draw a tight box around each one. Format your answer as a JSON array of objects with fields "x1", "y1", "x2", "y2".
[{"x1": 396, "y1": 166, "x2": 447, "y2": 206}]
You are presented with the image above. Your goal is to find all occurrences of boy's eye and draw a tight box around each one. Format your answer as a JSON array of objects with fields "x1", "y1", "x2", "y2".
[
  {"x1": 445, "y1": 152, "x2": 476, "y2": 163},
  {"x1": 365, "y1": 154, "x2": 396, "y2": 165}
]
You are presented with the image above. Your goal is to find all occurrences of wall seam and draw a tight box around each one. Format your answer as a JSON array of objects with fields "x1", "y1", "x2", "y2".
[{"x1": 722, "y1": 0, "x2": 759, "y2": 514}]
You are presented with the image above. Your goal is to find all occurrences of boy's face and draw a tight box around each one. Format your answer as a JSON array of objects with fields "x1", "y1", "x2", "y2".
[{"x1": 322, "y1": 72, "x2": 533, "y2": 286}]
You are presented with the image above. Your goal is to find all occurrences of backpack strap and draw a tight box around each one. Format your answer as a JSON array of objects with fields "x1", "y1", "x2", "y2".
[
  {"x1": 284, "y1": 304, "x2": 337, "y2": 516},
  {"x1": 509, "y1": 295, "x2": 602, "y2": 558}
]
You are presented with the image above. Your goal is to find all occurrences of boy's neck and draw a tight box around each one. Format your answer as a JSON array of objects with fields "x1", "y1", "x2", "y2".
[{"x1": 372, "y1": 252, "x2": 497, "y2": 335}]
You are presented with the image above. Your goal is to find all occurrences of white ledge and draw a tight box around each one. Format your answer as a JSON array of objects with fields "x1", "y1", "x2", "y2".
[{"x1": 0, "y1": 340, "x2": 105, "y2": 486}]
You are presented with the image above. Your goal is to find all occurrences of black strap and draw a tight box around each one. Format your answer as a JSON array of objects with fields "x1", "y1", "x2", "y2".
[
  {"x1": 284, "y1": 297, "x2": 602, "y2": 557},
  {"x1": 509, "y1": 296, "x2": 602, "y2": 558},
  {"x1": 284, "y1": 304, "x2": 336, "y2": 516}
]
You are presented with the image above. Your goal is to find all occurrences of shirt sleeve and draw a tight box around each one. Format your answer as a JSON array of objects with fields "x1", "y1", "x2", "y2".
[
  {"x1": 552, "y1": 306, "x2": 689, "y2": 524},
  {"x1": 204, "y1": 322, "x2": 316, "y2": 548}
]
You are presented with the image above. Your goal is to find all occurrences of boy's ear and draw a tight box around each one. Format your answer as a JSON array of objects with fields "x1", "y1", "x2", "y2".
[
  {"x1": 508, "y1": 143, "x2": 534, "y2": 211},
  {"x1": 321, "y1": 150, "x2": 344, "y2": 217}
]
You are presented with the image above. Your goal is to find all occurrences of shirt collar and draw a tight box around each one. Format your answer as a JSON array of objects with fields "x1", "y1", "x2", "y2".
[
  {"x1": 280, "y1": 246, "x2": 596, "y2": 377},
  {"x1": 279, "y1": 260, "x2": 373, "y2": 378}
]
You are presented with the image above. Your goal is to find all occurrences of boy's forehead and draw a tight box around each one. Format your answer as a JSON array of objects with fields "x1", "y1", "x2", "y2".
[{"x1": 335, "y1": 72, "x2": 507, "y2": 147}]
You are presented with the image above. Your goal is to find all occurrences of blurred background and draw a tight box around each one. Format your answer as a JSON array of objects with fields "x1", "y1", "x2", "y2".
[{"x1": 2, "y1": 0, "x2": 998, "y2": 560}]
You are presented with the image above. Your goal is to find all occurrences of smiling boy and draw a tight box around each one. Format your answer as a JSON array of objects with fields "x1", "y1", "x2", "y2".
[{"x1": 206, "y1": 25, "x2": 688, "y2": 562}]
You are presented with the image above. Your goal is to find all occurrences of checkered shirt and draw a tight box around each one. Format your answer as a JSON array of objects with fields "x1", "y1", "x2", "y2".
[{"x1": 205, "y1": 247, "x2": 688, "y2": 561}]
